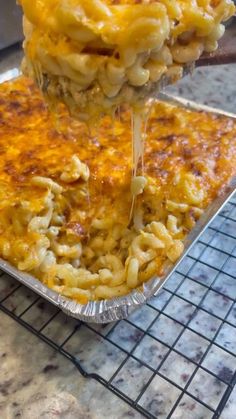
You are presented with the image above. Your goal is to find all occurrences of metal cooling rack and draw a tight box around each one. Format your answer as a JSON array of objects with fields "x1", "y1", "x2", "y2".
[{"x1": 0, "y1": 196, "x2": 236, "y2": 419}]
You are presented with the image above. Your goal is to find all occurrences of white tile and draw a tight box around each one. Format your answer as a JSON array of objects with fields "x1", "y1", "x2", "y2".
[
  {"x1": 160, "y1": 351, "x2": 196, "y2": 388},
  {"x1": 177, "y1": 278, "x2": 207, "y2": 305},
  {"x1": 200, "y1": 247, "x2": 228, "y2": 270},
  {"x1": 134, "y1": 335, "x2": 169, "y2": 371},
  {"x1": 109, "y1": 321, "x2": 144, "y2": 352},
  {"x1": 202, "y1": 344, "x2": 236, "y2": 383},
  {"x1": 149, "y1": 314, "x2": 183, "y2": 346},
  {"x1": 200, "y1": 290, "x2": 233, "y2": 319},
  {"x1": 138, "y1": 375, "x2": 181, "y2": 418},
  {"x1": 188, "y1": 369, "x2": 227, "y2": 409},
  {"x1": 112, "y1": 358, "x2": 152, "y2": 400},
  {"x1": 171, "y1": 394, "x2": 213, "y2": 419},
  {"x1": 188, "y1": 262, "x2": 218, "y2": 286},
  {"x1": 175, "y1": 329, "x2": 209, "y2": 363},
  {"x1": 215, "y1": 323, "x2": 236, "y2": 355},
  {"x1": 189, "y1": 309, "x2": 222, "y2": 340},
  {"x1": 164, "y1": 296, "x2": 195, "y2": 325}
]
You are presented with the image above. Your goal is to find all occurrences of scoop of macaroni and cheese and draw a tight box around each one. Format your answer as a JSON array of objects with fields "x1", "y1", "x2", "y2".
[{"x1": 19, "y1": 0, "x2": 235, "y2": 118}]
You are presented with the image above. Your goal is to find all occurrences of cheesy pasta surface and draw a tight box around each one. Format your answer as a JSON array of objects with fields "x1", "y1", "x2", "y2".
[{"x1": 0, "y1": 77, "x2": 235, "y2": 303}]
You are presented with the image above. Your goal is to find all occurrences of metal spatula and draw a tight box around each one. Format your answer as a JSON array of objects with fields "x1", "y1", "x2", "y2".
[{"x1": 197, "y1": 20, "x2": 236, "y2": 67}]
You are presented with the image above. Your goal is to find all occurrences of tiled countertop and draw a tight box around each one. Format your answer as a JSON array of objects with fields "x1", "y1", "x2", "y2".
[{"x1": 0, "y1": 45, "x2": 235, "y2": 419}]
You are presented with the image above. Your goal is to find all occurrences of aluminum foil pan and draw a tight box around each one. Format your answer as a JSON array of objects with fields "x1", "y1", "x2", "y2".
[{"x1": 0, "y1": 73, "x2": 236, "y2": 322}]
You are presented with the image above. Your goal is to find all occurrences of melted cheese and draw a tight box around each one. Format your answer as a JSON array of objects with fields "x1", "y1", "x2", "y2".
[
  {"x1": 0, "y1": 77, "x2": 235, "y2": 232},
  {"x1": 0, "y1": 77, "x2": 236, "y2": 302},
  {"x1": 19, "y1": 0, "x2": 235, "y2": 118},
  {"x1": 19, "y1": 0, "x2": 235, "y2": 228}
]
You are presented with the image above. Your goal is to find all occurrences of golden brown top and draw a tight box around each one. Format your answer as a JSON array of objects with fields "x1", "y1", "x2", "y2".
[
  {"x1": 0, "y1": 76, "x2": 236, "y2": 303},
  {"x1": 0, "y1": 76, "x2": 235, "y2": 227}
]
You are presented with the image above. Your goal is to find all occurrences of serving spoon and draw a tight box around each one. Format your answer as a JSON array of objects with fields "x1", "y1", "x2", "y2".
[
  {"x1": 197, "y1": 19, "x2": 236, "y2": 67},
  {"x1": 140, "y1": 20, "x2": 236, "y2": 103}
]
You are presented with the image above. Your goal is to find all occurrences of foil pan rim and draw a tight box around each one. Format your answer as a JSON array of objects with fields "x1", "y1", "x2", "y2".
[{"x1": 0, "y1": 175, "x2": 235, "y2": 323}]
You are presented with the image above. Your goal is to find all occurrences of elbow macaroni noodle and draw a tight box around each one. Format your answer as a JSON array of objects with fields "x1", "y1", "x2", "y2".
[
  {"x1": 19, "y1": 0, "x2": 235, "y2": 227},
  {"x1": 2, "y1": 169, "x2": 187, "y2": 302},
  {"x1": 1, "y1": 77, "x2": 236, "y2": 304},
  {"x1": 19, "y1": 0, "x2": 235, "y2": 118}
]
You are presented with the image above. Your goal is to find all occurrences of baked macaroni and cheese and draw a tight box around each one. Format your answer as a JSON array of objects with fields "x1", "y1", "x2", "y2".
[
  {"x1": 0, "y1": 77, "x2": 235, "y2": 303},
  {"x1": 19, "y1": 0, "x2": 235, "y2": 119}
]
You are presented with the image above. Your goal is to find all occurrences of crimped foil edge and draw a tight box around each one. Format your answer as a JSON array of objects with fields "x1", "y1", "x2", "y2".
[{"x1": 1, "y1": 171, "x2": 235, "y2": 323}]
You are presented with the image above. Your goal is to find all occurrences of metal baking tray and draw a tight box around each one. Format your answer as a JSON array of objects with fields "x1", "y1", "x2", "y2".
[{"x1": 0, "y1": 74, "x2": 236, "y2": 323}]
